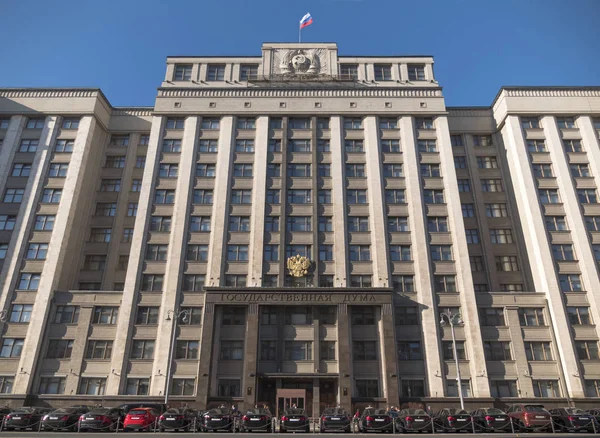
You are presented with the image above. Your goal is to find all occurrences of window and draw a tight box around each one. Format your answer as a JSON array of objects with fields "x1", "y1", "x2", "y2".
[
  {"x1": 176, "y1": 340, "x2": 199, "y2": 359},
  {"x1": 266, "y1": 164, "x2": 280, "y2": 177},
  {"x1": 474, "y1": 284, "x2": 489, "y2": 292},
  {"x1": 353, "y1": 341, "x2": 378, "y2": 360},
  {"x1": 539, "y1": 189, "x2": 560, "y2": 204},
  {"x1": 457, "y1": 179, "x2": 471, "y2": 192},
  {"x1": 495, "y1": 255, "x2": 519, "y2": 272},
  {"x1": 417, "y1": 139, "x2": 437, "y2": 152},
  {"x1": 423, "y1": 189, "x2": 444, "y2": 204},
  {"x1": 18, "y1": 273, "x2": 40, "y2": 290},
  {"x1": 267, "y1": 139, "x2": 282, "y2": 152},
  {"x1": 233, "y1": 163, "x2": 253, "y2": 178},
  {"x1": 318, "y1": 164, "x2": 331, "y2": 177},
  {"x1": 477, "y1": 156, "x2": 499, "y2": 169},
  {"x1": 9, "y1": 304, "x2": 33, "y2": 323},
  {"x1": 351, "y1": 306, "x2": 375, "y2": 325},
  {"x1": 525, "y1": 342, "x2": 553, "y2": 361},
  {"x1": 485, "y1": 203, "x2": 507, "y2": 218},
  {"x1": 316, "y1": 140, "x2": 330, "y2": 152},
  {"x1": 3, "y1": 188, "x2": 24, "y2": 203},
  {"x1": 349, "y1": 245, "x2": 371, "y2": 261},
  {"x1": 407, "y1": 64, "x2": 425, "y2": 81},
  {"x1": 54, "y1": 139, "x2": 74, "y2": 153},
  {"x1": 265, "y1": 216, "x2": 280, "y2": 232},
  {"x1": 135, "y1": 156, "x2": 146, "y2": 168},
  {"x1": 473, "y1": 135, "x2": 493, "y2": 147},
  {"x1": 131, "y1": 340, "x2": 155, "y2": 359},
  {"x1": 533, "y1": 380, "x2": 561, "y2": 397},
  {"x1": 420, "y1": 164, "x2": 440, "y2": 178},
  {"x1": 449, "y1": 135, "x2": 463, "y2": 147},
  {"x1": 490, "y1": 229, "x2": 514, "y2": 244},
  {"x1": 0, "y1": 118, "x2": 10, "y2": 129},
  {"x1": 54, "y1": 305, "x2": 80, "y2": 324},
  {"x1": 0, "y1": 243, "x2": 6, "y2": 259},
  {"x1": 91, "y1": 306, "x2": 118, "y2": 325},
  {"x1": 552, "y1": 244, "x2": 575, "y2": 261},
  {"x1": 348, "y1": 216, "x2": 369, "y2": 232},
  {"x1": 499, "y1": 283, "x2": 523, "y2": 292},
  {"x1": 489, "y1": 380, "x2": 518, "y2": 398},
  {"x1": 434, "y1": 275, "x2": 456, "y2": 293},
  {"x1": 231, "y1": 189, "x2": 252, "y2": 204},
  {"x1": 228, "y1": 216, "x2": 249, "y2": 232},
  {"x1": 125, "y1": 378, "x2": 149, "y2": 396},
  {"x1": 261, "y1": 275, "x2": 277, "y2": 287},
  {"x1": 288, "y1": 117, "x2": 311, "y2": 129},
  {"x1": 397, "y1": 341, "x2": 422, "y2": 360},
  {"x1": 340, "y1": 63, "x2": 358, "y2": 79},
  {"x1": 172, "y1": 379, "x2": 196, "y2": 396},
  {"x1": 571, "y1": 163, "x2": 592, "y2": 177},
  {"x1": 288, "y1": 164, "x2": 311, "y2": 177},
  {"x1": 224, "y1": 274, "x2": 247, "y2": 287},
  {"x1": 563, "y1": 140, "x2": 584, "y2": 153},
  {"x1": 220, "y1": 307, "x2": 245, "y2": 326},
  {"x1": 183, "y1": 275, "x2": 205, "y2": 291},
  {"x1": 427, "y1": 217, "x2": 448, "y2": 232},
  {"x1": 374, "y1": 64, "x2": 392, "y2": 81},
  {"x1": 578, "y1": 189, "x2": 598, "y2": 204},
  {"x1": 430, "y1": 245, "x2": 452, "y2": 261},
  {"x1": 266, "y1": 190, "x2": 280, "y2": 204},
  {"x1": 459, "y1": 203, "x2": 473, "y2": 218},
  {"x1": 546, "y1": 216, "x2": 568, "y2": 231},
  {"x1": 78, "y1": 378, "x2": 106, "y2": 395},
  {"x1": 217, "y1": 379, "x2": 240, "y2": 397},
  {"x1": 110, "y1": 135, "x2": 130, "y2": 146},
  {"x1": 586, "y1": 216, "x2": 600, "y2": 231},
  {"x1": 527, "y1": 139, "x2": 547, "y2": 152},
  {"x1": 343, "y1": 118, "x2": 362, "y2": 130},
  {"x1": 284, "y1": 341, "x2": 312, "y2": 360},
  {"x1": 464, "y1": 229, "x2": 479, "y2": 244},
  {"x1": 141, "y1": 274, "x2": 163, "y2": 291},
  {"x1": 136, "y1": 307, "x2": 159, "y2": 325},
  {"x1": 287, "y1": 216, "x2": 312, "y2": 232},
  {"x1": 388, "y1": 245, "x2": 410, "y2": 261},
  {"x1": 576, "y1": 341, "x2": 599, "y2": 360},
  {"x1": 39, "y1": 377, "x2": 66, "y2": 394},
  {"x1": 356, "y1": 379, "x2": 379, "y2": 398},
  {"x1": 45, "y1": 339, "x2": 74, "y2": 359},
  {"x1": 346, "y1": 164, "x2": 366, "y2": 177},
  {"x1": 481, "y1": 179, "x2": 503, "y2": 192},
  {"x1": 104, "y1": 155, "x2": 125, "y2": 169},
  {"x1": 521, "y1": 117, "x2": 540, "y2": 129},
  {"x1": 379, "y1": 117, "x2": 398, "y2": 129},
  {"x1": 395, "y1": 307, "x2": 418, "y2": 325},
  {"x1": 415, "y1": 118, "x2": 434, "y2": 130},
  {"x1": 447, "y1": 381, "x2": 472, "y2": 398},
  {"x1": 286, "y1": 245, "x2": 311, "y2": 259},
  {"x1": 174, "y1": 64, "x2": 192, "y2": 80},
  {"x1": 532, "y1": 164, "x2": 553, "y2": 178},
  {"x1": 381, "y1": 139, "x2": 401, "y2": 153},
  {"x1": 11, "y1": 163, "x2": 31, "y2": 177},
  {"x1": 289, "y1": 139, "x2": 311, "y2": 152},
  {"x1": 85, "y1": 340, "x2": 113, "y2": 359},
  {"x1": 287, "y1": 189, "x2": 311, "y2": 204},
  {"x1": 317, "y1": 276, "x2": 333, "y2": 287},
  {"x1": 19, "y1": 139, "x2": 38, "y2": 152},
  {"x1": 350, "y1": 275, "x2": 372, "y2": 287},
  {"x1": 100, "y1": 179, "x2": 121, "y2": 192},
  {"x1": 479, "y1": 308, "x2": 505, "y2": 326},
  {"x1": 454, "y1": 156, "x2": 467, "y2": 169},
  {"x1": 240, "y1": 64, "x2": 258, "y2": 81},
  {"x1": 386, "y1": 216, "x2": 408, "y2": 232},
  {"x1": 207, "y1": 64, "x2": 225, "y2": 81},
  {"x1": 585, "y1": 380, "x2": 600, "y2": 397},
  {"x1": 385, "y1": 189, "x2": 405, "y2": 204},
  {"x1": 567, "y1": 307, "x2": 591, "y2": 325},
  {"x1": 152, "y1": 189, "x2": 174, "y2": 205},
  {"x1": 122, "y1": 228, "x2": 133, "y2": 243},
  {"x1": 26, "y1": 243, "x2": 48, "y2": 260},
  {"x1": 392, "y1": 275, "x2": 414, "y2": 292},
  {"x1": 186, "y1": 244, "x2": 209, "y2": 262},
  {"x1": 320, "y1": 341, "x2": 336, "y2": 360},
  {"x1": 557, "y1": 117, "x2": 576, "y2": 129},
  {"x1": 443, "y1": 341, "x2": 466, "y2": 360},
  {"x1": 237, "y1": 117, "x2": 255, "y2": 129},
  {"x1": 344, "y1": 140, "x2": 363, "y2": 152},
  {"x1": 470, "y1": 256, "x2": 484, "y2": 272},
  {"x1": 0, "y1": 338, "x2": 23, "y2": 358},
  {"x1": 483, "y1": 341, "x2": 512, "y2": 361},
  {"x1": 146, "y1": 244, "x2": 168, "y2": 261},
  {"x1": 196, "y1": 163, "x2": 216, "y2": 177},
  {"x1": 192, "y1": 189, "x2": 213, "y2": 204},
  {"x1": 61, "y1": 118, "x2": 80, "y2": 129},
  {"x1": 199, "y1": 119, "x2": 220, "y2": 131},
  {"x1": 264, "y1": 244, "x2": 279, "y2": 261},
  {"x1": 26, "y1": 118, "x2": 45, "y2": 129}
]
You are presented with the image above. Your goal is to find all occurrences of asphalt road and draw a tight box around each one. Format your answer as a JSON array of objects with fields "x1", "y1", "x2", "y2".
[{"x1": 0, "y1": 433, "x2": 578, "y2": 437}]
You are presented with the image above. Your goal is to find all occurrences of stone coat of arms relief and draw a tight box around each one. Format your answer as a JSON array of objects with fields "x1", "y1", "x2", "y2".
[{"x1": 273, "y1": 48, "x2": 328, "y2": 76}]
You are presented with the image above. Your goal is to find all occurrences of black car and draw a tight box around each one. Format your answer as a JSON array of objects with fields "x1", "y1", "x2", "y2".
[
  {"x1": 280, "y1": 408, "x2": 310, "y2": 433},
  {"x1": 41, "y1": 406, "x2": 91, "y2": 431},
  {"x1": 396, "y1": 408, "x2": 431, "y2": 432},
  {"x1": 78, "y1": 407, "x2": 125, "y2": 432},
  {"x1": 158, "y1": 408, "x2": 197, "y2": 432},
  {"x1": 4, "y1": 407, "x2": 53, "y2": 431},
  {"x1": 433, "y1": 408, "x2": 472, "y2": 432},
  {"x1": 320, "y1": 407, "x2": 351, "y2": 432},
  {"x1": 240, "y1": 408, "x2": 273, "y2": 432},
  {"x1": 358, "y1": 408, "x2": 394, "y2": 433},
  {"x1": 0, "y1": 408, "x2": 12, "y2": 425},
  {"x1": 586, "y1": 409, "x2": 600, "y2": 426},
  {"x1": 550, "y1": 407, "x2": 596, "y2": 432},
  {"x1": 202, "y1": 408, "x2": 236, "y2": 432},
  {"x1": 471, "y1": 408, "x2": 510, "y2": 432}
]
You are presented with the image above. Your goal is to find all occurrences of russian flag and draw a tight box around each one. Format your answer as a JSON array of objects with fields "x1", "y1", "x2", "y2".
[{"x1": 300, "y1": 13, "x2": 313, "y2": 29}]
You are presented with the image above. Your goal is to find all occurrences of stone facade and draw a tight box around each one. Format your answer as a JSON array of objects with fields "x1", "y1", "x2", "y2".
[{"x1": 0, "y1": 43, "x2": 599, "y2": 414}]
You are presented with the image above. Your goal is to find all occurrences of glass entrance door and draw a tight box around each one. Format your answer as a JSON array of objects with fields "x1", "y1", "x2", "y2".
[{"x1": 276, "y1": 389, "x2": 306, "y2": 418}]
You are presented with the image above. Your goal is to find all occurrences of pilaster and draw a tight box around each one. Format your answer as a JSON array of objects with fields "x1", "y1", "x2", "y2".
[{"x1": 329, "y1": 117, "x2": 348, "y2": 286}]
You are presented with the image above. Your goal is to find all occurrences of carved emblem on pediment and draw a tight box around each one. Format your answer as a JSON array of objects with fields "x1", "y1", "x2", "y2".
[{"x1": 274, "y1": 48, "x2": 327, "y2": 76}]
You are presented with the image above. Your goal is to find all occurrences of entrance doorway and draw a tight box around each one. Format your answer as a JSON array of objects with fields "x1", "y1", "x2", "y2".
[{"x1": 276, "y1": 389, "x2": 306, "y2": 418}]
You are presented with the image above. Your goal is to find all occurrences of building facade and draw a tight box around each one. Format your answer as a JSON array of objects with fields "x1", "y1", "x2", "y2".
[{"x1": 0, "y1": 43, "x2": 599, "y2": 415}]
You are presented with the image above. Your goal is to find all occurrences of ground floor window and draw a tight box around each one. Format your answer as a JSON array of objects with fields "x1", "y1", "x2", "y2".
[
  {"x1": 585, "y1": 380, "x2": 600, "y2": 397},
  {"x1": 126, "y1": 378, "x2": 150, "y2": 395},
  {"x1": 284, "y1": 341, "x2": 312, "y2": 360},
  {"x1": 533, "y1": 380, "x2": 561, "y2": 397},
  {"x1": 171, "y1": 378, "x2": 195, "y2": 396},
  {"x1": 490, "y1": 380, "x2": 518, "y2": 397},
  {"x1": 79, "y1": 377, "x2": 106, "y2": 395},
  {"x1": 356, "y1": 379, "x2": 379, "y2": 398},
  {"x1": 39, "y1": 377, "x2": 66, "y2": 394},
  {"x1": 217, "y1": 379, "x2": 240, "y2": 397},
  {"x1": 0, "y1": 376, "x2": 13, "y2": 394},
  {"x1": 401, "y1": 379, "x2": 425, "y2": 397},
  {"x1": 446, "y1": 380, "x2": 471, "y2": 397}
]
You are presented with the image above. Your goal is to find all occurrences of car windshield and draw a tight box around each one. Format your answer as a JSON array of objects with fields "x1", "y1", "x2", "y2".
[
  {"x1": 246, "y1": 409, "x2": 269, "y2": 415},
  {"x1": 52, "y1": 408, "x2": 78, "y2": 414},
  {"x1": 13, "y1": 408, "x2": 35, "y2": 414},
  {"x1": 524, "y1": 405, "x2": 546, "y2": 413},
  {"x1": 208, "y1": 409, "x2": 228, "y2": 415},
  {"x1": 374, "y1": 409, "x2": 389, "y2": 415},
  {"x1": 165, "y1": 409, "x2": 182, "y2": 414},
  {"x1": 409, "y1": 409, "x2": 427, "y2": 415},
  {"x1": 88, "y1": 409, "x2": 110, "y2": 415},
  {"x1": 566, "y1": 408, "x2": 586, "y2": 415},
  {"x1": 449, "y1": 409, "x2": 469, "y2": 415},
  {"x1": 486, "y1": 409, "x2": 505, "y2": 414},
  {"x1": 129, "y1": 410, "x2": 150, "y2": 415},
  {"x1": 285, "y1": 409, "x2": 305, "y2": 415}
]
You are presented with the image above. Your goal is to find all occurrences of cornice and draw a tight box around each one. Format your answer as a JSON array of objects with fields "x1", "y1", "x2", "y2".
[
  {"x1": 503, "y1": 88, "x2": 600, "y2": 98},
  {"x1": 0, "y1": 88, "x2": 101, "y2": 99},
  {"x1": 157, "y1": 87, "x2": 443, "y2": 98},
  {"x1": 112, "y1": 108, "x2": 154, "y2": 116}
]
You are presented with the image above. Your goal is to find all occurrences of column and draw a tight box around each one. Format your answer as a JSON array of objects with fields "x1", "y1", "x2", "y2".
[
  {"x1": 336, "y1": 303, "x2": 352, "y2": 409},
  {"x1": 364, "y1": 116, "x2": 390, "y2": 287},
  {"x1": 500, "y1": 115, "x2": 583, "y2": 397},
  {"x1": 379, "y1": 303, "x2": 399, "y2": 404},
  {"x1": 196, "y1": 303, "x2": 215, "y2": 408},
  {"x1": 313, "y1": 311, "x2": 321, "y2": 418},
  {"x1": 242, "y1": 303, "x2": 259, "y2": 410},
  {"x1": 329, "y1": 117, "x2": 348, "y2": 285},
  {"x1": 312, "y1": 378, "x2": 320, "y2": 419},
  {"x1": 151, "y1": 116, "x2": 199, "y2": 395},
  {"x1": 436, "y1": 115, "x2": 490, "y2": 397},
  {"x1": 248, "y1": 117, "x2": 269, "y2": 285},
  {"x1": 0, "y1": 116, "x2": 25, "y2": 201},
  {"x1": 107, "y1": 116, "x2": 164, "y2": 394},
  {"x1": 206, "y1": 116, "x2": 235, "y2": 285},
  {"x1": 504, "y1": 307, "x2": 535, "y2": 397},
  {"x1": 400, "y1": 116, "x2": 444, "y2": 396},
  {"x1": 13, "y1": 116, "x2": 94, "y2": 393},
  {"x1": 64, "y1": 305, "x2": 94, "y2": 395}
]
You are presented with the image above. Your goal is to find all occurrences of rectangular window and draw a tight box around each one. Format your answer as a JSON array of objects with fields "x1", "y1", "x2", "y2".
[
  {"x1": 263, "y1": 275, "x2": 278, "y2": 287},
  {"x1": 100, "y1": 179, "x2": 121, "y2": 192},
  {"x1": 240, "y1": 64, "x2": 258, "y2": 81},
  {"x1": 266, "y1": 189, "x2": 280, "y2": 203},
  {"x1": 55, "y1": 139, "x2": 74, "y2": 152},
  {"x1": 288, "y1": 117, "x2": 311, "y2": 129},
  {"x1": 207, "y1": 64, "x2": 225, "y2": 81},
  {"x1": 287, "y1": 189, "x2": 311, "y2": 204},
  {"x1": 26, "y1": 243, "x2": 48, "y2": 260},
  {"x1": 125, "y1": 378, "x2": 149, "y2": 396},
  {"x1": 479, "y1": 308, "x2": 505, "y2": 326},
  {"x1": 289, "y1": 139, "x2": 311, "y2": 152},
  {"x1": 61, "y1": 118, "x2": 79, "y2": 129},
  {"x1": 489, "y1": 228, "x2": 514, "y2": 244},
  {"x1": 135, "y1": 307, "x2": 159, "y2": 325},
  {"x1": 567, "y1": 307, "x2": 591, "y2": 325},
  {"x1": 477, "y1": 156, "x2": 499, "y2": 169},
  {"x1": 343, "y1": 118, "x2": 363, "y2": 130},
  {"x1": 434, "y1": 275, "x2": 456, "y2": 293},
  {"x1": 353, "y1": 340, "x2": 378, "y2": 360},
  {"x1": 545, "y1": 216, "x2": 568, "y2": 231},
  {"x1": 552, "y1": 244, "x2": 575, "y2": 261},
  {"x1": 0, "y1": 339, "x2": 24, "y2": 357},
  {"x1": 78, "y1": 378, "x2": 106, "y2": 396},
  {"x1": 470, "y1": 256, "x2": 484, "y2": 272},
  {"x1": 172, "y1": 379, "x2": 196, "y2": 396},
  {"x1": 0, "y1": 118, "x2": 10, "y2": 129},
  {"x1": 317, "y1": 189, "x2": 332, "y2": 204},
  {"x1": 351, "y1": 307, "x2": 375, "y2": 325},
  {"x1": 557, "y1": 117, "x2": 576, "y2": 129},
  {"x1": 145, "y1": 244, "x2": 168, "y2": 261},
  {"x1": 18, "y1": 273, "x2": 40, "y2": 290},
  {"x1": 11, "y1": 163, "x2": 31, "y2": 177},
  {"x1": 265, "y1": 216, "x2": 280, "y2": 232},
  {"x1": 135, "y1": 156, "x2": 146, "y2": 168},
  {"x1": 174, "y1": 64, "x2": 192, "y2": 81},
  {"x1": 533, "y1": 380, "x2": 561, "y2": 397},
  {"x1": 231, "y1": 189, "x2": 251, "y2": 204},
  {"x1": 443, "y1": 341, "x2": 466, "y2": 360},
  {"x1": 26, "y1": 118, "x2": 45, "y2": 129},
  {"x1": 559, "y1": 274, "x2": 583, "y2": 292},
  {"x1": 92, "y1": 307, "x2": 118, "y2": 324},
  {"x1": 3, "y1": 188, "x2": 24, "y2": 203},
  {"x1": 320, "y1": 341, "x2": 336, "y2": 360},
  {"x1": 483, "y1": 341, "x2": 512, "y2": 361},
  {"x1": 221, "y1": 307, "x2": 246, "y2": 325},
  {"x1": 39, "y1": 377, "x2": 66, "y2": 394},
  {"x1": 284, "y1": 341, "x2": 312, "y2": 360},
  {"x1": 564, "y1": 139, "x2": 584, "y2": 152},
  {"x1": 398, "y1": 341, "x2": 422, "y2": 360},
  {"x1": 287, "y1": 216, "x2": 312, "y2": 232},
  {"x1": 379, "y1": 117, "x2": 398, "y2": 129},
  {"x1": 525, "y1": 342, "x2": 553, "y2": 361},
  {"x1": 346, "y1": 189, "x2": 367, "y2": 204},
  {"x1": 454, "y1": 156, "x2": 467, "y2": 169},
  {"x1": 349, "y1": 245, "x2": 371, "y2": 261},
  {"x1": 348, "y1": 216, "x2": 369, "y2": 232},
  {"x1": 183, "y1": 274, "x2": 205, "y2": 291},
  {"x1": 395, "y1": 307, "x2": 418, "y2": 325},
  {"x1": 490, "y1": 380, "x2": 518, "y2": 398},
  {"x1": 392, "y1": 275, "x2": 414, "y2": 292},
  {"x1": 423, "y1": 189, "x2": 444, "y2": 204},
  {"x1": 85, "y1": 340, "x2": 113, "y2": 359},
  {"x1": 415, "y1": 118, "x2": 434, "y2": 130},
  {"x1": 288, "y1": 163, "x2": 311, "y2": 177},
  {"x1": 159, "y1": 163, "x2": 179, "y2": 178},
  {"x1": 192, "y1": 189, "x2": 213, "y2": 204},
  {"x1": 141, "y1": 274, "x2": 163, "y2": 291},
  {"x1": 539, "y1": 189, "x2": 560, "y2": 204},
  {"x1": 388, "y1": 216, "x2": 409, "y2": 232},
  {"x1": 585, "y1": 380, "x2": 600, "y2": 397},
  {"x1": 174, "y1": 340, "x2": 199, "y2": 360},
  {"x1": 457, "y1": 179, "x2": 471, "y2": 192},
  {"x1": 346, "y1": 164, "x2": 366, "y2": 177},
  {"x1": 356, "y1": 380, "x2": 379, "y2": 398},
  {"x1": 481, "y1": 179, "x2": 503, "y2": 192},
  {"x1": 340, "y1": 63, "x2": 358, "y2": 79},
  {"x1": 316, "y1": 216, "x2": 332, "y2": 232},
  {"x1": 527, "y1": 139, "x2": 547, "y2": 152},
  {"x1": 385, "y1": 190, "x2": 405, "y2": 205},
  {"x1": 374, "y1": 64, "x2": 392, "y2": 81},
  {"x1": 196, "y1": 163, "x2": 216, "y2": 177},
  {"x1": 19, "y1": 139, "x2": 38, "y2": 152},
  {"x1": 417, "y1": 139, "x2": 437, "y2": 152},
  {"x1": 586, "y1": 216, "x2": 600, "y2": 231},
  {"x1": 150, "y1": 216, "x2": 171, "y2": 233},
  {"x1": 390, "y1": 245, "x2": 412, "y2": 261},
  {"x1": 217, "y1": 379, "x2": 239, "y2": 397},
  {"x1": 570, "y1": 163, "x2": 592, "y2": 177},
  {"x1": 430, "y1": 245, "x2": 452, "y2": 261},
  {"x1": 407, "y1": 64, "x2": 426, "y2": 81},
  {"x1": 350, "y1": 275, "x2": 372, "y2": 287},
  {"x1": 131, "y1": 340, "x2": 155, "y2": 359},
  {"x1": 521, "y1": 117, "x2": 540, "y2": 129},
  {"x1": 264, "y1": 244, "x2": 279, "y2": 261},
  {"x1": 578, "y1": 189, "x2": 598, "y2": 204},
  {"x1": 198, "y1": 140, "x2": 218, "y2": 153},
  {"x1": 576, "y1": 341, "x2": 599, "y2": 360},
  {"x1": 381, "y1": 139, "x2": 401, "y2": 153},
  {"x1": 104, "y1": 155, "x2": 125, "y2": 168},
  {"x1": 154, "y1": 189, "x2": 176, "y2": 204},
  {"x1": 200, "y1": 118, "x2": 220, "y2": 130},
  {"x1": 9, "y1": 304, "x2": 33, "y2": 323},
  {"x1": 473, "y1": 135, "x2": 493, "y2": 147},
  {"x1": 54, "y1": 305, "x2": 80, "y2": 324},
  {"x1": 110, "y1": 135, "x2": 130, "y2": 146},
  {"x1": 237, "y1": 117, "x2": 256, "y2": 130}
]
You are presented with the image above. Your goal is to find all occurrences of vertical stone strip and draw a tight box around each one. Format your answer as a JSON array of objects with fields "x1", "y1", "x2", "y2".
[
  {"x1": 329, "y1": 117, "x2": 348, "y2": 286},
  {"x1": 242, "y1": 303, "x2": 259, "y2": 410}
]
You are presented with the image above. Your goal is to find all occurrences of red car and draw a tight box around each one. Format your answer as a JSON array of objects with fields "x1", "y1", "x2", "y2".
[{"x1": 123, "y1": 408, "x2": 159, "y2": 432}]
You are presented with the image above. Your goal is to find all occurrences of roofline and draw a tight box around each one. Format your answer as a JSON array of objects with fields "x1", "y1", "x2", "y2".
[
  {"x1": 447, "y1": 105, "x2": 492, "y2": 110},
  {"x1": 491, "y1": 85, "x2": 600, "y2": 108},
  {"x1": 166, "y1": 54, "x2": 433, "y2": 59}
]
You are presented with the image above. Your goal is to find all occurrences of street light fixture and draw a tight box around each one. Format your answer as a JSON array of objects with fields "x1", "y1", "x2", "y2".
[
  {"x1": 164, "y1": 308, "x2": 189, "y2": 405},
  {"x1": 439, "y1": 308, "x2": 465, "y2": 410}
]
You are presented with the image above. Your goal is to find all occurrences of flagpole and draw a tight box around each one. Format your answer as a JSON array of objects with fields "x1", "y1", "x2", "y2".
[{"x1": 299, "y1": 25, "x2": 301, "y2": 43}]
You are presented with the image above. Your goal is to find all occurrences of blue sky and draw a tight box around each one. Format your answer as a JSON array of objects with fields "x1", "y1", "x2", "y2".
[{"x1": 1, "y1": 0, "x2": 598, "y2": 107}]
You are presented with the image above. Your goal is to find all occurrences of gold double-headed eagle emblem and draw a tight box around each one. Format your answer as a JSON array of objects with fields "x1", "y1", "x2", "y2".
[{"x1": 286, "y1": 255, "x2": 312, "y2": 278}]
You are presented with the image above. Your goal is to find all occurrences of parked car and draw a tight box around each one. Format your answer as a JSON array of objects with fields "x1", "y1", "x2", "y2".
[
  {"x1": 123, "y1": 407, "x2": 160, "y2": 432},
  {"x1": 240, "y1": 408, "x2": 273, "y2": 432},
  {"x1": 471, "y1": 408, "x2": 510, "y2": 432},
  {"x1": 506, "y1": 404, "x2": 552, "y2": 432},
  {"x1": 41, "y1": 406, "x2": 91, "y2": 431},
  {"x1": 117, "y1": 403, "x2": 167, "y2": 415},
  {"x1": 550, "y1": 407, "x2": 596, "y2": 432},
  {"x1": 4, "y1": 407, "x2": 53, "y2": 431},
  {"x1": 586, "y1": 409, "x2": 600, "y2": 425},
  {"x1": 78, "y1": 407, "x2": 126, "y2": 432},
  {"x1": 202, "y1": 407, "x2": 237, "y2": 432},
  {"x1": 396, "y1": 408, "x2": 431, "y2": 432},
  {"x1": 433, "y1": 408, "x2": 472, "y2": 432},
  {"x1": 320, "y1": 407, "x2": 351, "y2": 433},
  {"x1": 158, "y1": 407, "x2": 197, "y2": 432},
  {"x1": 358, "y1": 408, "x2": 394, "y2": 433},
  {"x1": 280, "y1": 408, "x2": 310, "y2": 433}
]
